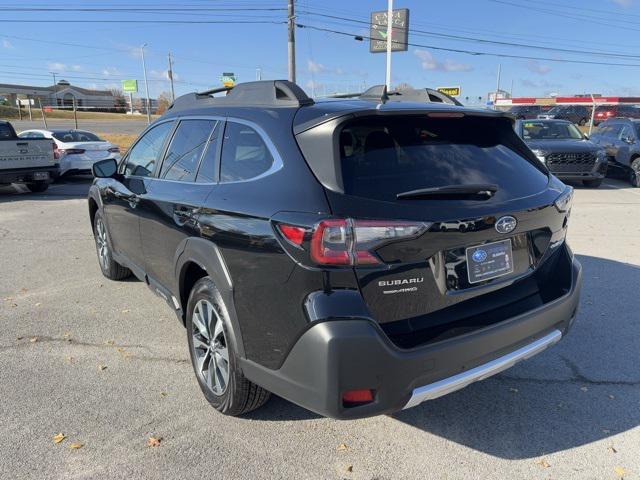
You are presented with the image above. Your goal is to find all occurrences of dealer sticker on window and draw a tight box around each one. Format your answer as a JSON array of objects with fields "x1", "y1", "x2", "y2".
[{"x1": 466, "y1": 239, "x2": 514, "y2": 284}]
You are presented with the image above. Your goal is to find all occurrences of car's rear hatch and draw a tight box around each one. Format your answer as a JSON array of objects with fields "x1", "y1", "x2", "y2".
[{"x1": 294, "y1": 108, "x2": 573, "y2": 348}]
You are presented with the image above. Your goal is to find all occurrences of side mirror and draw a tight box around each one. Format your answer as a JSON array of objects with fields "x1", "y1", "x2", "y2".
[
  {"x1": 624, "y1": 136, "x2": 636, "y2": 144},
  {"x1": 92, "y1": 158, "x2": 118, "y2": 178}
]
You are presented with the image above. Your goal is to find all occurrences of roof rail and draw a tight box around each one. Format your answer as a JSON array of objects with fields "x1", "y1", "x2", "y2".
[
  {"x1": 327, "y1": 85, "x2": 463, "y2": 106},
  {"x1": 168, "y1": 80, "x2": 314, "y2": 111}
]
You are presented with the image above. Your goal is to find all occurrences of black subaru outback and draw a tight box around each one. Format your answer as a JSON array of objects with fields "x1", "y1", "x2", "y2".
[{"x1": 88, "y1": 81, "x2": 581, "y2": 419}]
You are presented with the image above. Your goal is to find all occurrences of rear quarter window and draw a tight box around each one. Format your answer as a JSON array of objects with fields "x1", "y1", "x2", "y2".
[{"x1": 337, "y1": 115, "x2": 548, "y2": 203}]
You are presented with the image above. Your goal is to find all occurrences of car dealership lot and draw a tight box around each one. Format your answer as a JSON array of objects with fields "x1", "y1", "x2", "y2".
[{"x1": 1, "y1": 178, "x2": 639, "y2": 479}]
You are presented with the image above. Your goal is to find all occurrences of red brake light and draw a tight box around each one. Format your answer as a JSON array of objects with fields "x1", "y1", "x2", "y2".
[{"x1": 278, "y1": 224, "x2": 306, "y2": 246}]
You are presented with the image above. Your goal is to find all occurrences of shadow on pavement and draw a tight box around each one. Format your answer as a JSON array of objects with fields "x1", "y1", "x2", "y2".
[{"x1": 0, "y1": 175, "x2": 93, "y2": 203}]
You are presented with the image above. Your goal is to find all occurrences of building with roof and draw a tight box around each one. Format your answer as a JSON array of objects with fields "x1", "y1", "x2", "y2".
[{"x1": 0, "y1": 80, "x2": 120, "y2": 111}]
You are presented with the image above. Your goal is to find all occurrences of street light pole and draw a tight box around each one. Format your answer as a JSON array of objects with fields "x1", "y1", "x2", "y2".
[
  {"x1": 287, "y1": 0, "x2": 296, "y2": 83},
  {"x1": 167, "y1": 52, "x2": 175, "y2": 102},
  {"x1": 385, "y1": 0, "x2": 393, "y2": 90},
  {"x1": 141, "y1": 43, "x2": 151, "y2": 124},
  {"x1": 50, "y1": 72, "x2": 57, "y2": 107}
]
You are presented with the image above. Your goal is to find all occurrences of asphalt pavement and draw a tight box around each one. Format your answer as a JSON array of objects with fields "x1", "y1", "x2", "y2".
[{"x1": 1, "y1": 177, "x2": 639, "y2": 479}]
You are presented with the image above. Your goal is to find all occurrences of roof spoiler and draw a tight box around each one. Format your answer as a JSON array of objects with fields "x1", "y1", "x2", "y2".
[
  {"x1": 328, "y1": 85, "x2": 463, "y2": 106},
  {"x1": 168, "y1": 80, "x2": 314, "y2": 111}
]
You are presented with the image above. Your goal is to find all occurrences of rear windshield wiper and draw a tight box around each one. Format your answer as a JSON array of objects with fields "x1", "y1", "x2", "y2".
[{"x1": 396, "y1": 184, "x2": 498, "y2": 200}]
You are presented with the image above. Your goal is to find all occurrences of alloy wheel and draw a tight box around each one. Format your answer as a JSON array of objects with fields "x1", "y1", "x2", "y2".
[
  {"x1": 191, "y1": 299, "x2": 230, "y2": 395},
  {"x1": 95, "y1": 218, "x2": 109, "y2": 271}
]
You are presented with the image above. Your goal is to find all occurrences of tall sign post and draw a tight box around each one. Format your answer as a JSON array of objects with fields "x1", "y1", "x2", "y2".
[
  {"x1": 220, "y1": 73, "x2": 236, "y2": 88},
  {"x1": 370, "y1": 6, "x2": 409, "y2": 90},
  {"x1": 122, "y1": 79, "x2": 138, "y2": 115}
]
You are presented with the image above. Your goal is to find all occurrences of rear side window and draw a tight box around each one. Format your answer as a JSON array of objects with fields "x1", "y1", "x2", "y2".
[
  {"x1": 160, "y1": 119, "x2": 216, "y2": 182},
  {"x1": 220, "y1": 122, "x2": 274, "y2": 182},
  {"x1": 338, "y1": 116, "x2": 548, "y2": 202},
  {"x1": 0, "y1": 123, "x2": 16, "y2": 140}
]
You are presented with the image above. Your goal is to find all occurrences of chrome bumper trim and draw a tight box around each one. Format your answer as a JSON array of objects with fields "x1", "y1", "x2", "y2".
[{"x1": 403, "y1": 329, "x2": 562, "y2": 409}]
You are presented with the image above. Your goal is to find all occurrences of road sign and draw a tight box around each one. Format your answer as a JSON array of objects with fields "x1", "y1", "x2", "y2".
[
  {"x1": 221, "y1": 72, "x2": 236, "y2": 87},
  {"x1": 121, "y1": 79, "x2": 138, "y2": 93},
  {"x1": 370, "y1": 8, "x2": 409, "y2": 53},
  {"x1": 437, "y1": 86, "x2": 461, "y2": 97}
]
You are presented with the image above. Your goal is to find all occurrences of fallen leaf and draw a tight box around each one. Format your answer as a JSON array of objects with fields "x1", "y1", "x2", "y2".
[
  {"x1": 160, "y1": 392, "x2": 168, "y2": 398},
  {"x1": 53, "y1": 433, "x2": 66, "y2": 444},
  {"x1": 608, "y1": 445, "x2": 618, "y2": 454},
  {"x1": 580, "y1": 386, "x2": 588, "y2": 392},
  {"x1": 147, "y1": 436, "x2": 162, "y2": 447},
  {"x1": 536, "y1": 459, "x2": 551, "y2": 468},
  {"x1": 16, "y1": 336, "x2": 23, "y2": 341},
  {"x1": 614, "y1": 466, "x2": 626, "y2": 477},
  {"x1": 29, "y1": 337, "x2": 38, "y2": 343},
  {"x1": 345, "y1": 465, "x2": 353, "y2": 473},
  {"x1": 337, "y1": 443, "x2": 348, "y2": 451},
  {"x1": 104, "y1": 340, "x2": 115, "y2": 346},
  {"x1": 98, "y1": 365, "x2": 107, "y2": 371},
  {"x1": 69, "y1": 443, "x2": 83, "y2": 450},
  {"x1": 116, "y1": 348, "x2": 125, "y2": 353},
  {"x1": 11, "y1": 303, "x2": 18, "y2": 308},
  {"x1": 63, "y1": 332, "x2": 71, "y2": 338},
  {"x1": 121, "y1": 309, "x2": 130, "y2": 314},
  {"x1": 34, "y1": 302, "x2": 41, "y2": 307},
  {"x1": 20, "y1": 288, "x2": 27, "y2": 293},
  {"x1": 66, "y1": 356, "x2": 75, "y2": 363}
]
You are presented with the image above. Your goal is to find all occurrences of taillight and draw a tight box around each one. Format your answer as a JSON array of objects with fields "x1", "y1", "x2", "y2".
[
  {"x1": 108, "y1": 147, "x2": 120, "y2": 153},
  {"x1": 59, "y1": 148, "x2": 85, "y2": 155},
  {"x1": 52, "y1": 142, "x2": 59, "y2": 159},
  {"x1": 278, "y1": 218, "x2": 428, "y2": 266}
]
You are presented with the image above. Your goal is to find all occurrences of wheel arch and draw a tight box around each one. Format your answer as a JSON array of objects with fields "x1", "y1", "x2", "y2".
[{"x1": 175, "y1": 237, "x2": 245, "y2": 358}]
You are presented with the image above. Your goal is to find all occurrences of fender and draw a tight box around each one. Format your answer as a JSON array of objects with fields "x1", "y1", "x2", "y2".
[{"x1": 174, "y1": 237, "x2": 246, "y2": 359}]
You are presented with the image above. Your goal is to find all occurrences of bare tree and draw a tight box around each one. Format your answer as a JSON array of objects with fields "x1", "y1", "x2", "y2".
[{"x1": 156, "y1": 91, "x2": 172, "y2": 115}]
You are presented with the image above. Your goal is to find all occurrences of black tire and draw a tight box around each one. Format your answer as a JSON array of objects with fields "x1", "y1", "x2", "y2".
[
  {"x1": 630, "y1": 158, "x2": 640, "y2": 188},
  {"x1": 25, "y1": 182, "x2": 49, "y2": 193},
  {"x1": 583, "y1": 178, "x2": 603, "y2": 188},
  {"x1": 186, "y1": 277, "x2": 270, "y2": 416},
  {"x1": 92, "y1": 211, "x2": 131, "y2": 280}
]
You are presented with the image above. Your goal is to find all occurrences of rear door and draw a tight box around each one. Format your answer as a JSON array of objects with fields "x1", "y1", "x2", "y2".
[{"x1": 138, "y1": 118, "x2": 220, "y2": 292}]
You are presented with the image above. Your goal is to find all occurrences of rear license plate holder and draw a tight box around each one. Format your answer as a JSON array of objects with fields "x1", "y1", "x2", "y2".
[
  {"x1": 32, "y1": 172, "x2": 49, "y2": 180},
  {"x1": 465, "y1": 239, "x2": 514, "y2": 284}
]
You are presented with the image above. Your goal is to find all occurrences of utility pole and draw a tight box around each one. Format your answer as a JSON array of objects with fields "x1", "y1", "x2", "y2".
[
  {"x1": 494, "y1": 63, "x2": 502, "y2": 110},
  {"x1": 385, "y1": 0, "x2": 393, "y2": 90},
  {"x1": 287, "y1": 0, "x2": 296, "y2": 83},
  {"x1": 50, "y1": 72, "x2": 57, "y2": 108},
  {"x1": 167, "y1": 52, "x2": 175, "y2": 102},
  {"x1": 141, "y1": 43, "x2": 151, "y2": 124}
]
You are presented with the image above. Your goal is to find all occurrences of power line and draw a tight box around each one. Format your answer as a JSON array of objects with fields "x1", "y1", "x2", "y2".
[
  {"x1": 0, "y1": 18, "x2": 287, "y2": 24},
  {"x1": 296, "y1": 23, "x2": 640, "y2": 68}
]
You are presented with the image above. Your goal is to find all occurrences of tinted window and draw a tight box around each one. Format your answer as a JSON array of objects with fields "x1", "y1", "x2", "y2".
[
  {"x1": 195, "y1": 123, "x2": 222, "y2": 183},
  {"x1": 52, "y1": 130, "x2": 102, "y2": 142},
  {"x1": 0, "y1": 123, "x2": 16, "y2": 140},
  {"x1": 339, "y1": 116, "x2": 548, "y2": 202},
  {"x1": 522, "y1": 121, "x2": 582, "y2": 140},
  {"x1": 124, "y1": 122, "x2": 173, "y2": 177},
  {"x1": 160, "y1": 119, "x2": 216, "y2": 182},
  {"x1": 20, "y1": 131, "x2": 45, "y2": 139},
  {"x1": 220, "y1": 122, "x2": 274, "y2": 182}
]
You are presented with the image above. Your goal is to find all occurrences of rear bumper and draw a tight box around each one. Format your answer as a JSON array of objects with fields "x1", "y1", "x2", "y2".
[
  {"x1": 60, "y1": 155, "x2": 120, "y2": 175},
  {"x1": 0, "y1": 165, "x2": 59, "y2": 184},
  {"x1": 241, "y1": 255, "x2": 582, "y2": 419}
]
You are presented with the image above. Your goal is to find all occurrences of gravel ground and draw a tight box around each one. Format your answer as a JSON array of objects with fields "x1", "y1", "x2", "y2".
[{"x1": 1, "y1": 176, "x2": 639, "y2": 480}]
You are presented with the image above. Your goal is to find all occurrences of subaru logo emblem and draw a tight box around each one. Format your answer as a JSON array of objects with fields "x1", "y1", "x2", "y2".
[
  {"x1": 472, "y1": 250, "x2": 487, "y2": 262},
  {"x1": 495, "y1": 215, "x2": 517, "y2": 234}
]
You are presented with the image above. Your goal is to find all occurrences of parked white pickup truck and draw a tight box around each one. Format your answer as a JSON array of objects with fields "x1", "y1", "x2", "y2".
[{"x1": 0, "y1": 120, "x2": 57, "y2": 192}]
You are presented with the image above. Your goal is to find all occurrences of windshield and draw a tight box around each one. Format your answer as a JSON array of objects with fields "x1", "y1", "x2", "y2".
[
  {"x1": 338, "y1": 115, "x2": 548, "y2": 202},
  {"x1": 52, "y1": 130, "x2": 102, "y2": 142},
  {"x1": 522, "y1": 121, "x2": 583, "y2": 140},
  {"x1": 546, "y1": 107, "x2": 562, "y2": 115}
]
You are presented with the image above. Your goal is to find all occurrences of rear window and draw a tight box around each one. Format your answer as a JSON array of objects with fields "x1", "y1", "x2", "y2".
[
  {"x1": 522, "y1": 121, "x2": 583, "y2": 140},
  {"x1": 338, "y1": 116, "x2": 548, "y2": 202},
  {"x1": 0, "y1": 123, "x2": 16, "y2": 140},
  {"x1": 52, "y1": 131, "x2": 102, "y2": 142}
]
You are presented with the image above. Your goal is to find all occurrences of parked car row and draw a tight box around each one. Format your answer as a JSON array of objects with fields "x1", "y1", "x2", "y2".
[
  {"x1": 0, "y1": 120, "x2": 121, "y2": 193},
  {"x1": 509, "y1": 104, "x2": 640, "y2": 127}
]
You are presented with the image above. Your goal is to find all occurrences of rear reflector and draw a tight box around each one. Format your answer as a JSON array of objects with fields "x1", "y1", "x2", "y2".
[{"x1": 342, "y1": 389, "x2": 374, "y2": 407}]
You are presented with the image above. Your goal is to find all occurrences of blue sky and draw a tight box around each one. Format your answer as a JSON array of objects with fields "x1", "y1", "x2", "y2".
[{"x1": 1, "y1": 0, "x2": 640, "y2": 103}]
